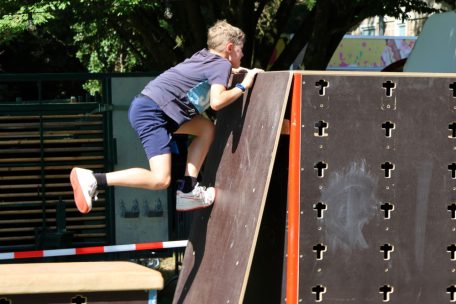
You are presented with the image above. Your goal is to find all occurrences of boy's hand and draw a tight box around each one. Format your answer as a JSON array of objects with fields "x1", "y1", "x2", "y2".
[
  {"x1": 211, "y1": 68, "x2": 264, "y2": 111},
  {"x1": 232, "y1": 67, "x2": 248, "y2": 74},
  {"x1": 241, "y1": 68, "x2": 264, "y2": 89}
]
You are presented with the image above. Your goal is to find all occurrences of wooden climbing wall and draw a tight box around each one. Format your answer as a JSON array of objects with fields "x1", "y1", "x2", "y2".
[
  {"x1": 173, "y1": 71, "x2": 292, "y2": 303},
  {"x1": 298, "y1": 72, "x2": 456, "y2": 303}
]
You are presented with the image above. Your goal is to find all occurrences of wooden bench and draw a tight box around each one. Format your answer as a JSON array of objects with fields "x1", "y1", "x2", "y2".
[{"x1": 0, "y1": 261, "x2": 163, "y2": 304}]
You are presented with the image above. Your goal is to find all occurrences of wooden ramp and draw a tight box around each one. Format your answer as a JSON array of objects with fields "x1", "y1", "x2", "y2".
[{"x1": 173, "y1": 71, "x2": 292, "y2": 303}]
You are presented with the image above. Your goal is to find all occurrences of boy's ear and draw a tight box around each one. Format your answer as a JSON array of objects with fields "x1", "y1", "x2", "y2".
[{"x1": 226, "y1": 42, "x2": 234, "y2": 52}]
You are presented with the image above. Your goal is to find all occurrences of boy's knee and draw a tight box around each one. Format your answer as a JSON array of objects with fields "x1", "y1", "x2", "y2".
[
  {"x1": 155, "y1": 175, "x2": 171, "y2": 189},
  {"x1": 204, "y1": 122, "x2": 215, "y2": 140}
]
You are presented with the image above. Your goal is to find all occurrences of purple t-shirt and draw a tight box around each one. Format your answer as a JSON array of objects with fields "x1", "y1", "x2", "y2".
[{"x1": 141, "y1": 49, "x2": 232, "y2": 126}]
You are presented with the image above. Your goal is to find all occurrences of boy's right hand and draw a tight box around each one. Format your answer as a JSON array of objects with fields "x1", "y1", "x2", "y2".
[{"x1": 241, "y1": 68, "x2": 264, "y2": 89}]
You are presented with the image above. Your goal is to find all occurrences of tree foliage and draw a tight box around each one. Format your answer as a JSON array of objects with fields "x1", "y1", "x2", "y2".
[{"x1": 0, "y1": 0, "x2": 452, "y2": 73}]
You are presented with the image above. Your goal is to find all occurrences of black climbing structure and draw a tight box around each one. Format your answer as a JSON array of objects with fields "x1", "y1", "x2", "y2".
[{"x1": 299, "y1": 73, "x2": 456, "y2": 303}]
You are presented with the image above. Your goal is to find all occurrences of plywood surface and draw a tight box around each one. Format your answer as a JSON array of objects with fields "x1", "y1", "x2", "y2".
[
  {"x1": 298, "y1": 73, "x2": 456, "y2": 303},
  {"x1": 173, "y1": 71, "x2": 292, "y2": 304}
]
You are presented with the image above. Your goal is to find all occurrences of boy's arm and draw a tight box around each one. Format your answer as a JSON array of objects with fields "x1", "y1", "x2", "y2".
[{"x1": 210, "y1": 68, "x2": 263, "y2": 111}]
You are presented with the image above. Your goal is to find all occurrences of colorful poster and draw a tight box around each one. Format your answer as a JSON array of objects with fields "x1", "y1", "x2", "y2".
[{"x1": 327, "y1": 36, "x2": 416, "y2": 71}]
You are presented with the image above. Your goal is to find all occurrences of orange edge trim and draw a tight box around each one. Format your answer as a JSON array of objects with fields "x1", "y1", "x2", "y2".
[{"x1": 286, "y1": 73, "x2": 301, "y2": 303}]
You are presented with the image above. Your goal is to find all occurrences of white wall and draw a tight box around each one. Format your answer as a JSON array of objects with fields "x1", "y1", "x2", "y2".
[{"x1": 111, "y1": 76, "x2": 169, "y2": 244}]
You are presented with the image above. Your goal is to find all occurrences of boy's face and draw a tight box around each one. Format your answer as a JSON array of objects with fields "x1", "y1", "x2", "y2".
[{"x1": 228, "y1": 43, "x2": 244, "y2": 68}]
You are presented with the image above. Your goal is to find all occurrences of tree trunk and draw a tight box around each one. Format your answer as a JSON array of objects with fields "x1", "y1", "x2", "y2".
[
  {"x1": 271, "y1": 0, "x2": 375, "y2": 71},
  {"x1": 301, "y1": 0, "x2": 333, "y2": 70},
  {"x1": 254, "y1": 0, "x2": 298, "y2": 69},
  {"x1": 182, "y1": 0, "x2": 207, "y2": 56},
  {"x1": 269, "y1": 8, "x2": 315, "y2": 71}
]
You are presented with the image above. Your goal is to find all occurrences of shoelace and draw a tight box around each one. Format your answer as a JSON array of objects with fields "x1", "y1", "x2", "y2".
[
  {"x1": 88, "y1": 183, "x2": 99, "y2": 201},
  {"x1": 192, "y1": 185, "x2": 209, "y2": 204}
]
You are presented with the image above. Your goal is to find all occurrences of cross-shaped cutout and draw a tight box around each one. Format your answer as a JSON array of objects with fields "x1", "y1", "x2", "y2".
[
  {"x1": 72, "y1": 295, "x2": 88, "y2": 304},
  {"x1": 380, "y1": 202, "x2": 394, "y2": 219},
  {"x1": 315, "y1": 79, "x2": 329, "y2": 96},
  {"x1": 382, "y1": 121, "x2": 395, "y2": 137},
  {"x1": 450, "y1": 123, "x2": 456, "y2": 138},
  {"x1": 314, "y1": 161, "x2": 328, "y2": 178},
  {"x1": 447, "y1": 244, "x2": 456, "y2": 260},
  {"x1": 381, "y1": 162, "x2": 395, "y2": 178},
  {"x1": 448, "y1": 285, "x2": 456, "y2": 302},
  {"x1": 448, "y1": 203, "x2": 456, "y2": 219},
  {"x1": 312, "y1": 285, "x2": 326, "y2": 302},
  {"x1": 449, "y1": 163, "x2": 456, "y2": 179},
  {"x1": 314, "y1": 120, "x2": 328, "y2": 137},
  {"x1": 382, "y1": 80, "x2": 396, "y2": 97},
  {"x1": 380, "y1": 243, "x2": 394, "y2": 260},
  {"x1": 313, "y1": 202, "x2": 327, "y2": 218},
  {"x1": 379, "y1": 285, "x2": 394, "y2": 302},
  {"x1": 450, "y1": 82, "x2": 456, "y2": 98},
  {"x1": 313, "y1": 243, "x2": 327, "y2": 260},
  {"x1": 0, "y1": 298, "x2": 11, "y2": 304}
]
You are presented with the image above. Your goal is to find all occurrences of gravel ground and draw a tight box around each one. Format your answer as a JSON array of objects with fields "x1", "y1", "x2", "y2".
[{"x1": 157, "y1": 256, "x2": 180, "y2": 303}]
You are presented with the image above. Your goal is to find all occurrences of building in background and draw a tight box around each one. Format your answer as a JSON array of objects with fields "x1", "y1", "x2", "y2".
[
  {"x1": 351, "y1": 15, "x2": 425, "y2": 37},
  {"x1": 350, "y1": 1, "x2": 444, "y2": 37}
]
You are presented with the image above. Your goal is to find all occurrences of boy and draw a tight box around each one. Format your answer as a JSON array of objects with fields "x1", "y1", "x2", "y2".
[{"x1": 70, "y1": 20, "x2": 263, "y2": 213}]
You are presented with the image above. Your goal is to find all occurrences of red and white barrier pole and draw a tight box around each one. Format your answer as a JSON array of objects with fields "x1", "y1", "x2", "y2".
[{"x1": 0, "y1": 240, "x2": 188, "y2": 260}]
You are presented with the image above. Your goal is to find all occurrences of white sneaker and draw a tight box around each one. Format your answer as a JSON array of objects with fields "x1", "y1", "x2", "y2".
[
  {"x1": 70, "y1": 167, "x2": 98, "y2": 214},
  {"x1": 176, "y1": 183, "x2": 215, "y2": 211}
]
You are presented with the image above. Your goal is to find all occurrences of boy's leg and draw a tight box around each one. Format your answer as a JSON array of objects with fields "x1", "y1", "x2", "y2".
[
  {"x1": 106, "y1": 153, "x2": 172, "y2": 189},
  {"x1": 71, "y1": 94, "x2": 176, "y2": 214},
  {"x1": 174, "y1": 115, "x2": 216, "y2": 211},
  {"x1": 71, "y1": 154, "x2": 172, "y2": 214},
  {"x1": 175, "y1": 115, "x2": 215, "y2": 177}
]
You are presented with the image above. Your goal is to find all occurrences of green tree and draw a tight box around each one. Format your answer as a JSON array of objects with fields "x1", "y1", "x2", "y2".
[
  {"x1": 0, "y1": 0, "x2": 451, "y2": 73},
  {"x1": 0, "y1": 1, "x2": 84, "y2": 72}
]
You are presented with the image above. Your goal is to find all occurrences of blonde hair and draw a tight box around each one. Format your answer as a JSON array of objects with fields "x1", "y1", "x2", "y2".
[{"x1": 207, "y1": 20, "x2": 245, "y2": 52}]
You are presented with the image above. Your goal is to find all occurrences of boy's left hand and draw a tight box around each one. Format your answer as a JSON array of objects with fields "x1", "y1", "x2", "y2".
[
  {"x1": 241, "y1": 68, "x2": 264, "y2": 89},
  {"x1": 232, "y1": 67, "x2": 248, "y2": 74}
]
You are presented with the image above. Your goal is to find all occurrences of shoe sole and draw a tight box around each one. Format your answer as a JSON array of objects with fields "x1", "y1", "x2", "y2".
[
  {"x1": 176, "y1": 188, "x2": 216, "y2": 212},
  {"x1": 70, "y1": 168, "x2": 91, "y2": 214},
  {"x1": 176, "y1": 204, "x2": 213, "y2": 212}
]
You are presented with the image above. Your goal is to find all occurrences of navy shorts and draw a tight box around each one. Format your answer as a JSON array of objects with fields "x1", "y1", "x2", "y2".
[{"x1": 128, "y1": 94, "x2": 179, "y2": 160}]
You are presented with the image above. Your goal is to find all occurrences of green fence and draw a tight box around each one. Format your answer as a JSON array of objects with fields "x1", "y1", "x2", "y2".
[{"x1": 0, "y1": 73, "x2": 121, "y2": 252}]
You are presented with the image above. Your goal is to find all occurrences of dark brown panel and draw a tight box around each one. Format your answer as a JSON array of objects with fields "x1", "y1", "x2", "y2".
[
  {"x1": 244, "y1": 137, "x2": 289, "y2": 304},
  {"x1": 173, "y1": 71, "x2": 292, "y2": 304},
  {"x1": 299, "y1": 73, "x2": 456, "y2": 303}
]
